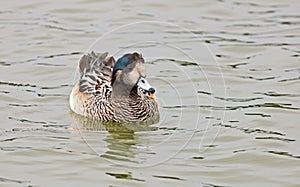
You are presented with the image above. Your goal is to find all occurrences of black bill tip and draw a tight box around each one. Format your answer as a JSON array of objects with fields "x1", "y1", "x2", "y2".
[{"x1": 148, "y1": 88, "x2": 155, "y2": 94}]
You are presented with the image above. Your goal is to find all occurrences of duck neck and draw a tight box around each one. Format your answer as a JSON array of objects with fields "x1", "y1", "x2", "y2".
[
  {"x1": 112, "y1": 74, "x2": 135, "y2": 98},
  {"x1": 112, "y1": 83, "x2": 131, "y2": 97}
]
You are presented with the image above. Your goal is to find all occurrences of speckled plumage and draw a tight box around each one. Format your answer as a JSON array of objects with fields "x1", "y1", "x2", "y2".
[{"x1": 70, "y1": 51, "x2": 159, "y2": 123}]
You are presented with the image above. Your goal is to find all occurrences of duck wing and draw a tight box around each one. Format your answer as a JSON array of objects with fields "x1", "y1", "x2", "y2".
[{"x1": 78, "y1": 51, "x2": 115, "y2": 96}]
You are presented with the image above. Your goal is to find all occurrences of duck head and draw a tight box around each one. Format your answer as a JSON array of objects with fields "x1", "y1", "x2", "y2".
[{"x1": 112, "y1": 52, "x2": 155, "y2": 97}]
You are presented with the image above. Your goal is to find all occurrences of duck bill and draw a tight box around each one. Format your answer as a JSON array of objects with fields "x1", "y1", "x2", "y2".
[{"x1": 137, "y1": 77, "x2": 155, "y2": 94}]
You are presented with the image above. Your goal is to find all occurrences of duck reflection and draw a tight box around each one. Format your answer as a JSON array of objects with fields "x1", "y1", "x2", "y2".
[{"x1": 70, "y1": 111, "x2": 157, "y2": 163}]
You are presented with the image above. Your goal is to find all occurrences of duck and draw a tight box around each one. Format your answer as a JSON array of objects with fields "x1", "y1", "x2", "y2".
[{"x1": 69, "y1": 51, "x2": 160, "y2": 124}]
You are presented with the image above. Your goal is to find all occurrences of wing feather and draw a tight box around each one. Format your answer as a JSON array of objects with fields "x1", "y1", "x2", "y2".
[{"x1": 78, "y1": 52, "x2": 114, "y2": 97}]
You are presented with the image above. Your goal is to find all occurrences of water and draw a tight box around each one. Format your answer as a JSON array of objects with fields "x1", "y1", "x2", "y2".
[{"x1": 1, "y1": 0, "x2": 300, "y2": 186}]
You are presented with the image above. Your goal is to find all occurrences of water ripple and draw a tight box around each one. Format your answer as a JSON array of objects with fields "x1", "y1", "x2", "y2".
[
  {"x1": 8, "y1": 103, "x2": 38, "y2": 108},
  {"x1": 244, "y1": 113, "x2": 271, "y2": 118},
  {"x1": 215, "y1": 123, "x2": 286, "y2": 136},
  {"x1": 0, "y1": 177, "x2": 31, "y2": 184},
  {"x1": 279, "y1": 76, "x2": 300, "y2": 82},
  {"x1": 238, "y1": 75, "x2": 278, "y2": 81},
  {"x1": 256, "y1": 136, "x2": 295, "y2": 142},
  {"x1": 214, "y1": 96, "x2": 263, "y2": 102},
  {"x1": 0, "y1": 81, "x2": 36, "y2": 88},
  {"x1": 6, "y1": 51, "x2": 82, "y2": 65},
  {"x1": 267, "y1": 151, "x2": 300, "y2": 159},
  {"x1": 164, "y1": 102, "x2": 299, "y2": 111},
  {"x1": 106, "y1": 172, "x2": 145, "y2": 182},
  {"x1": 254, "y1": 91, "x2": 300, "y2": 97},
  {"x1": 152, "y1": 175, "x2": 185, "y2": 181}
]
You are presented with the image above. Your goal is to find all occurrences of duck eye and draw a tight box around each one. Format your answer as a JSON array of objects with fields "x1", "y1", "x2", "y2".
[{"x1": 141, "y1": 79, "x2": 145, "y2": 83}]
